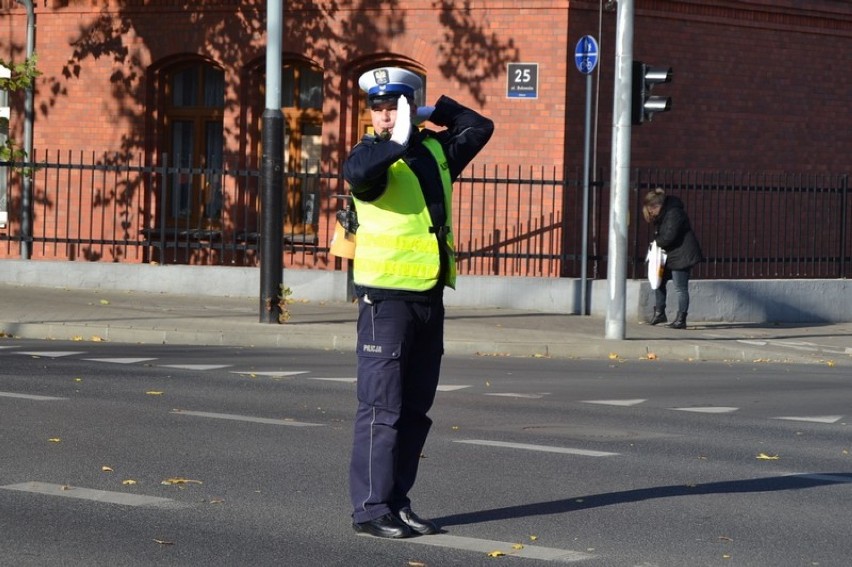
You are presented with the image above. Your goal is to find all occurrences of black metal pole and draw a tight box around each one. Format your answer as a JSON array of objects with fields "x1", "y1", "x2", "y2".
[{"x1": 259, "y1": 108, "x2": 284, "y2": 323}]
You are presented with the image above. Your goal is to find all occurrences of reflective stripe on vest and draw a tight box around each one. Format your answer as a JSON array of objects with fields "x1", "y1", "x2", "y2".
[{"x1": 353, "y1": 137, "x2": 455, "y2": 291}]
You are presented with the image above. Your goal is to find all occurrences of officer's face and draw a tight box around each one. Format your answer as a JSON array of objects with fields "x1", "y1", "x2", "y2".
[{"x1": 370, "y1": 100, "x2": 400, "y2": 135}]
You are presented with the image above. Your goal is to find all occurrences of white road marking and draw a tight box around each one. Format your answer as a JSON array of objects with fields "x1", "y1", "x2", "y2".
[
  {"x1": 158, "y1": 364, "x2": 232, "y2": 371},
  {"x1": 454, "y1": 439, "x2": 618, "y2": 457},
  {"x1": 1, "y1": 482, "x2": 177, "y2": 507},
  {"x1": 15, "y1": 351, "x2": 84, "y2": 358},
  {"x1": 437, "y1": 385, "x2": 471, "y2": 392},
  {"x1": 393, "y1": 533, "x2": 595, "y2": 562},
  {"x1": 0, "y1": 391, "x2": 67, "y2": 401},
  {"x1": 230, "y1": 370, "x2": 308, "y2": 377},
  {"x1": 581, "y1": 399, "x2": 646, "y2": 407},
  {"x1": 310, "y1": 377, "x2": 357, "y2": 383},
  {"x1": 171, "y1": 409, "x2": 324, "y2": 427},
  {"x1": 84, "y1": 357, "x2": 157, "y2": 364},
  {"x1": 486, "y1": 393, "x2": 547, "y2": 399},
  {"x1": 773, "y1": 415, "x2": 844, "y2": 424},
  {"x1": 670, "y1": 406, "x2": 739, "y2": 414}
]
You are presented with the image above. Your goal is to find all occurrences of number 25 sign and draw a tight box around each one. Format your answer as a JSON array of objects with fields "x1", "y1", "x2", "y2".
[{"x1": 507, "y1": 63, "x2": 538, "y2": 99}]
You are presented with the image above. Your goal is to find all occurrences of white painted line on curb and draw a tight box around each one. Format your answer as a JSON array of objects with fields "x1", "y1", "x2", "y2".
[
  {"x1": 1, "y1": 482, "x2": 177, "y2": 507},
  {"x1": 0, "y1": 391, "x2": 67, "y2": 401},
  {"x1": 454, "y1": 439, "x2": 618, "y2": 457},
  {"x1": 391, "y1": 533, "x2": 595, "y2": 562},
  {"x1": 171, "y1": 409, "x2": 324, "y2": 427}
]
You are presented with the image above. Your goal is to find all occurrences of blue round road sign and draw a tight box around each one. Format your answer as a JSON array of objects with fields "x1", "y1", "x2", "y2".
[{"x1": 575, "y1": 35, "x2": 599, "y2": 74}]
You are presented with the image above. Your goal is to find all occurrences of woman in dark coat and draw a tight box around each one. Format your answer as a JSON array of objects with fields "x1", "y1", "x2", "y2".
[{"x1": 642, "y1": 187, "x2": 704, "y2": 329}]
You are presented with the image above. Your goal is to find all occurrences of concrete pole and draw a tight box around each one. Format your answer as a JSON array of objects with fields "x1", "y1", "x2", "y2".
[
  {"x1": 259, "y1": 0, "x2": 285, "y2": 323},
  {"x1": 604, "y1": 0, "x2": 634, "y2": 339},
  {"x1": 17, "y1": 0, "x2": 34, "y2": 260}
]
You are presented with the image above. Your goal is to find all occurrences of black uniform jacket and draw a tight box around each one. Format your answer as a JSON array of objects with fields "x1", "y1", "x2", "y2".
[
  {"x1": 343, "y1": 95, "x2": 494, "y2": 299},
  {"x1": 653, "y1": 196, "x2": 704, "y2": 271}
]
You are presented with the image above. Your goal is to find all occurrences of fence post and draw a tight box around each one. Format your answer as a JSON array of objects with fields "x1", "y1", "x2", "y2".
[{"x1": 840, "y1": 174, "x2": 849, "y2": 278}]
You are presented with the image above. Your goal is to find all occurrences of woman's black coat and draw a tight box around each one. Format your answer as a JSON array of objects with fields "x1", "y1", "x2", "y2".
[{"x1": 653, "y1": 196, "x2": 704, "y2": 270}]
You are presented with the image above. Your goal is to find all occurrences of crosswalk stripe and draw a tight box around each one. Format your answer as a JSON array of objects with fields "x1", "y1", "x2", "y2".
[
  {"x1": 582, "y1": 399, "x2": 646, "y2": 407},
  {"x1": 774, "y1": 415, "x2": 844, "y2": 424},
  {"x1": 171, "y1": 409, "x2": 324, "y2": 427},
  {"x1": 84, "y1": 357, "x2": 157, "y2": 364},
  {"x1": 1, "y1": 482, "x2": 177, "y2": 507},
  {"x1": 486, "y1": 393, "x2": 548, "y2": 399},
  {"x1": 670, "y1": 406, "x2": 739, "y2": 413},
  {"x1": 454, "y1": 439, "x2": 618, "y2": 457},
  {"x1": 230, "y1": 371, "x2": 308, "y2": 377},
  {"x1": 14, "y1": 351, "x2": 84, "y2": 358},
  {"x1": 395, "y1": 533, "x2": 595, "y2": 562},
  {"x1": 158, "y1": 364, "x2": 232, "y2": 370},
  {"x1": 0, "y1": 391, "x2": 67, "y2": 401}
]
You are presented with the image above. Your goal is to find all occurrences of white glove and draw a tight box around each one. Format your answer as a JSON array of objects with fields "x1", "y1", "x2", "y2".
[
  {"x1": 414, "y1": 105, "x2": 435, "y2": 125},
  {"x1": 390, "y1": 95, "x2": 411, "y2": 146}
]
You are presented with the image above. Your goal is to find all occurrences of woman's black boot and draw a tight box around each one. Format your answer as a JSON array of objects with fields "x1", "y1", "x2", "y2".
[
  {"x1": 649, "y1": 308, "x2": 667, "y2": 326},
  {"x1": 669, "y1": 312, "x2": 687, "y2": 329}
]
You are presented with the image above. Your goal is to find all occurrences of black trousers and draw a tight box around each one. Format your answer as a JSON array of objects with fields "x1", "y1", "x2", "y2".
[{"x1": 349, "y1": 295, "x2": 444, "y2": 523}]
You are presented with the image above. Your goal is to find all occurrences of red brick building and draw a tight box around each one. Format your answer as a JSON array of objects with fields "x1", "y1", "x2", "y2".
[{"x1": 1, "y1": 0, "x2": 850, "y2": 266}]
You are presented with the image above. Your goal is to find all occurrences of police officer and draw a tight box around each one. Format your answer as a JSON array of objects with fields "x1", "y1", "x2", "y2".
[{"x1": 345, "y1": 67, "x2": 494, "y2": 538}]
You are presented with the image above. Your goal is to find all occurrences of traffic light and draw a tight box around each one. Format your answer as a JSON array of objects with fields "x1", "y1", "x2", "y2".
[{"x1": 632, "y1": 60, "x2": 672, "y2": 125}]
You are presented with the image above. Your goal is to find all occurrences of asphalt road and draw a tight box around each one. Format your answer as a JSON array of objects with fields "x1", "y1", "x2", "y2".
[{"x1": 1, "y1": 339, "x2": 850, "y2": 566}]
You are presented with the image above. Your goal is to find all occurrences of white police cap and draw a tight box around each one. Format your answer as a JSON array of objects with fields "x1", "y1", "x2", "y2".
[{"x1": 358, "y1": 67, "x2": 422, "y2": 100}]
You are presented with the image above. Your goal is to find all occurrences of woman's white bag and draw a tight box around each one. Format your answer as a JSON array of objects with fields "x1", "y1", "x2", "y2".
[{"x1": 646, "y1": 241, "x2": 667, "y2": 290}]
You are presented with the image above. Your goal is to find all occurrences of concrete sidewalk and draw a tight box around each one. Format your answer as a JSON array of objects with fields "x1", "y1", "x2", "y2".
[{"x1": 1, "y1": 283, "x2": 850, "y2": 366}]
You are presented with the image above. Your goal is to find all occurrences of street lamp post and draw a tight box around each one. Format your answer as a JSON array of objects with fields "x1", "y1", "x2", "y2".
[{"x1": 17, "y1": 0, "x2": 34, "y2": 260}]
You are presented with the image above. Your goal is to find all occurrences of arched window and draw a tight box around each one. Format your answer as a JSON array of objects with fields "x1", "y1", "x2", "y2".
[
  {"x1": 254, "y1": 60, "x2": 324, "y2": 236},
  {"x1": 163, "y1": 61, "x2": 225, "y2": 228}
]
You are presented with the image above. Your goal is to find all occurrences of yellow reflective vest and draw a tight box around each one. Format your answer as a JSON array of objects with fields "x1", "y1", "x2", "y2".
[{"x1": 352, "y1": 137, "x2": 456, "y2": 291}]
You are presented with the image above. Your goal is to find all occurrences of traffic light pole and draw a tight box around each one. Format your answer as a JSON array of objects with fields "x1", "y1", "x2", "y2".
[{"x1": 604, "y1": 0, "x2": 634, "y2": 340}]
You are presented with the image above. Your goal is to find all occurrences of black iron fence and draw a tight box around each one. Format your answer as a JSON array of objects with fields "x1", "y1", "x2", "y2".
[{"x1": 1, "y1": 151, "x2": 850, "y2": 279}]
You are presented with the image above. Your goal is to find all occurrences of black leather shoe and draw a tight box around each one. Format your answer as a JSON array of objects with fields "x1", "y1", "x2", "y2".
[
  {"x1": 397, "y1": 507, "x2": 439, "y2": 535},
  {"x1": 352, "y1": 513, "x2": 412, "y2": 539}
]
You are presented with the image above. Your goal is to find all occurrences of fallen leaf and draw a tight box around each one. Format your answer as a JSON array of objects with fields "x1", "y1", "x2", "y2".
[
  {"x1": 826, "y1": 360, "x2": 835, "y2": 367},
  {"x1": 512, "y1": 544, "x2": 524, "y2": 550},
  {"x1": 487, "y1": 551, "x2": 505, "y2": 558},
  {"x1": 153, "y1": 539, "x2": 174, "y2": 545},
  {"x1": 146, "y1": 391, "x2": 164, "y2": 396},
  {"x1": 646, "y1": 352, "x2": 658, "y2": 360},
  {"x1": 529, "y1": 535, "x2": 538, "y2": 541},
  {"x1": 122, "y1": 479, "x2": 137, "y2": 485},
  {"x1": 756, "y1": 453, "x2": 780, "y2": 460},
  {"x1": 90, "y1": 336, "x2": 105, "y2": 342},
  {"x1": 161, "y1": 477, "x2": 203, "y2": 485},
  {"x1": 72, "y1": 335, "x2": 84, "y2": 341},
  {"x1": 102, "y1": 466, "x2": 113, "y2": 472},
  {"x1": 99, "y1": 299, "x2": 110, "y2": 305},
  {"x1": 74, "y1": 378, "x2": 83, "y2": 382},
  {"x1": 209, "y1": 499, "x2": 225, "y2": 504},
  {"x1": 48, "y1": 438, "x2": 61, "y2": 443},
  {"x1": 608, "y1": 353, "x2": 619, "y2": 360},
  {"x1": 408, "y1": 562, "x2": 427, "y2": 567}
]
